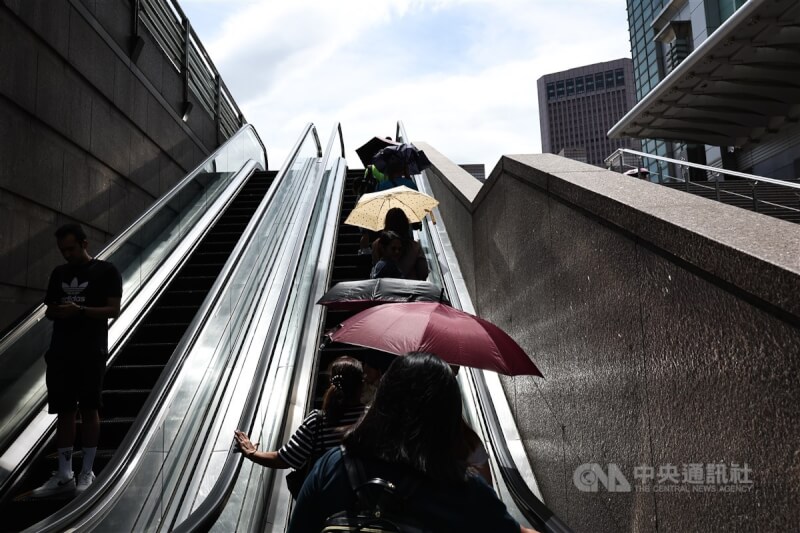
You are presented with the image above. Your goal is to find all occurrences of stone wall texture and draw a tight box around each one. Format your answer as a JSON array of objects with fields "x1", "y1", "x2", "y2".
[
  {"x1": 426, "y1": 151, "x2": 800, "y2": 532},
  {"x1": 0, "y1": 0, "x2": 231, "y2": 332}
]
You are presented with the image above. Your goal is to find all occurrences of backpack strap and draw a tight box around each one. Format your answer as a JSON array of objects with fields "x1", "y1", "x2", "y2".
[{"x1": 340, "y1": 446, "x2": 421, "y2": 510}]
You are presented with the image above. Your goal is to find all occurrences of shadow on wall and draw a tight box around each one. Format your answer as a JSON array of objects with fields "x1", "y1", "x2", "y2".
[{"x1": 424, "y1": 150, "x2": 800, "y2": 533}]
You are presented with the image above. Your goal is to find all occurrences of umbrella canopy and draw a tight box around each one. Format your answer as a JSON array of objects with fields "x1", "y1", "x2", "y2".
[
  {"x1": 623, "y1": 167, "x2": 650, "y2": 177},
  {"x1": 356, "y1": 136, "x2": 399, "y2": 168},
  {"x1": 371, "y1": 143, "x2": 432, "y2": 175},
  {"x1": 343, "y1": 186, "x2": 439, "y2": 231},
  {"x1": 318, "y1": 279, "x2": 448, "y2": 311},
  {"x1": 327, "y1": 302, "x2": 542, "y2": 376}
]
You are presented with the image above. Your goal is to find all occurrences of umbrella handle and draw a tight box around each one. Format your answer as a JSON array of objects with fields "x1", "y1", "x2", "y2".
[{"x1": 429, "y1": 210, "x2": 437, "y2": 225}]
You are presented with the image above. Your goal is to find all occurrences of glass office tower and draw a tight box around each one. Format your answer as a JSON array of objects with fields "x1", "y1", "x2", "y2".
[{"x1": 625, "y1": 0, "x2": 747, "y2": 178}]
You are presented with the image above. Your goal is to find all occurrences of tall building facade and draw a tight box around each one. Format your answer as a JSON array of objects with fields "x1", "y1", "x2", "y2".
[
  {"x1": 624, "y1": 0, "x2": 751, "y2": 176},
  {"x1": 537, "y1": 59, "x2": 640, "y2": 167}
]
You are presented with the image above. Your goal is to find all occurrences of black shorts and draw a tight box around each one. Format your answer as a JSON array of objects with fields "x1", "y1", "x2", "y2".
[{"x1": 45, "y1": 349, "x2": 106, "y2": 414}]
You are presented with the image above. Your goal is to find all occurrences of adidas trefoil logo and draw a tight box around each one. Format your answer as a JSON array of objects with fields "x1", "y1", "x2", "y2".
[{"x1": 62, "y1": 278, "x2": 88, "y2": 296}]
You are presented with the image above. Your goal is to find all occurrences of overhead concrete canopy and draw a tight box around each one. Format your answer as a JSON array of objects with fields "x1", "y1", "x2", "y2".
[{"x1": 609, "y1": 0, "x2": 800, "y2": 148}]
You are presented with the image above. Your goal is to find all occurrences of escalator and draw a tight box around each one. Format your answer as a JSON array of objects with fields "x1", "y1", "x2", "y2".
[
  {"x1": 0, "y1": 169, "x2": 276, "y2": 532},
  {"x1": 293, "y1": 123, "x2": 571, "y2": 532}
]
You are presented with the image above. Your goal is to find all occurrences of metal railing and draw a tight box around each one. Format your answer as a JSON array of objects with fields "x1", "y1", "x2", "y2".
[
  {"x1": 27, "y1": 124, "x2": 318, "y2": 532},
  {"x1": 0, "y1": 125, "x2": 266, "y2": 467},
  {"x1": 170, "y1": 123, "x2": 346, "y2": 533},
  {"x1": 135, "y1": 0, "x2": 245, "y2": 140},
  {"x1": 605, "y1": 148, "x2": 800, "y2": 220}
]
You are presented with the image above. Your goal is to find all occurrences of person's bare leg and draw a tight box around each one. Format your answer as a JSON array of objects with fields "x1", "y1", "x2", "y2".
[
  {"x1": 53, "y1": 410, "x2": 77, "y2": 481},
  {"x1": 78, "y1": 408, "x2": 100, "y2": 479},
  {"x1": 56, "y1": 410, "x2": 77, "y2": 448},
  {"x1": 79, "y1": 408, "x2": 100, "y2": 447}
]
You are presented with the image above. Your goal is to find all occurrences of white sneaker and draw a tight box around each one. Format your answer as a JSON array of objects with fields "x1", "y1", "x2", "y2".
[
  {"x1": 76, "y1": 471, "x2": 95, "y2": 493},
  {"x1": 31, "y1": 471, "x2": 75, "y2": 497}
]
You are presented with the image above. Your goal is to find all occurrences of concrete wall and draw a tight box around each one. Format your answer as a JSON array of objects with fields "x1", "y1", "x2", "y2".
[
  {"x1": 426, "y1": 151, "x2": 800, "y2": 532},
  {"x1": 0, "y1": 0, "x2": 231, "y2": 332}
]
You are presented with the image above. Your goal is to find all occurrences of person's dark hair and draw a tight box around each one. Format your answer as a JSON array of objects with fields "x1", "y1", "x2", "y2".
[
  {"x1": 54, "y1": 223, "x2": 87, "y2": 242},
  {"x1": 383, "y1": 208, "x2": 410, "y2": 239},
  {"x1": 344, "y1": 352, "x2": 467, "y2": 483},
  {"x1": 322, "y1": 356, "x2": 364, "y2": 423},
  {"x1": 378, "y1": 230, "x2": 401, "y2": 248}
]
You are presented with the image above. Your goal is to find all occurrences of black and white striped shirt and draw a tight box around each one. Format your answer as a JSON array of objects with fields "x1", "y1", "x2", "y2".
[{"x1": 278, "y1": 405, "x2": 367, "y2": 470}]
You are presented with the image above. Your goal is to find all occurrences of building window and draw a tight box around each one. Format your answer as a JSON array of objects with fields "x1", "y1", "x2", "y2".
[
  {"x1": 576, "y1": 77, "x2": 584, "y2": 93},
  {"x1": 718, "y1": 0, "x2": 746, "y2": 22},
  {"x1": 615, "y1": 69, "x2": 625, "y2": 86},
  {"x1": 566, "y1": 78, "x2": 575, "y2": 96},
  {"x1": 547, "y1": 82, "x2": 556, "y2": 100},
  {"x1": 595, "y1": 73, "x2": 604, "y2": 90},
  {"x1": 556, "y1": 80, "x2": 565, "y2": 98},
  {"x1": 586, "y1": 75, "x2": 594, "y2": 92},
  {"x1": 605, "y1": 70, "x2": 615, "y2": 87}
]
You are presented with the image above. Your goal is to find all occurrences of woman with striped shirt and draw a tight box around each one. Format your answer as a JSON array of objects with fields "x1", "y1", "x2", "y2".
[{"x1": 234, "y1": 356, "x2": 367, "y2": 474}]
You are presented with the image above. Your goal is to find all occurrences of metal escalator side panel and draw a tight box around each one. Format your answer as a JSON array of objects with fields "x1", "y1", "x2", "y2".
[
  {"x1": 55, "y1": 124, "x2": 322, "y2": 532},
  {"x1": 0, "y1": 164, "x2": 264, "y2": 511},
  {"x1": 171, "y1": 124, "x2": 346, "y2": 533},
  {"x1": 0, "y1": 124, "x2": 266, "y2": 461},
  {"x1": 6, "y1": 162, "x2": 269, "y2": 532},
  {"x1": 244, "y1": 159, "x2": 348, "y2": 533}
]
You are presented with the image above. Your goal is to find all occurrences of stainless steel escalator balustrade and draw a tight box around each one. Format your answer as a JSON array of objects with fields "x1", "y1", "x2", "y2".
[{"x1": 73, "y1": 124, "x2": 325, "y2": 533}]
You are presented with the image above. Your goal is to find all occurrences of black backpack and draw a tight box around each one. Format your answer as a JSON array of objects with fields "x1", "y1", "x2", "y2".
[{"x1": 321, "y1": 447, "x2": 430, "y2": 533}]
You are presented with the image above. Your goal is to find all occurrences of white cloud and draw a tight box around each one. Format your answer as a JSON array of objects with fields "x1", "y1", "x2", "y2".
[{"x1": 183, "y1": 0, "x2": 631, "y2": 171}]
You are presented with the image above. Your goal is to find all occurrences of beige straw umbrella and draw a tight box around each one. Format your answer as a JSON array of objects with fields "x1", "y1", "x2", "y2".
[{"x1": 344, "y1": 186, "x2": 439, "y2": 231}]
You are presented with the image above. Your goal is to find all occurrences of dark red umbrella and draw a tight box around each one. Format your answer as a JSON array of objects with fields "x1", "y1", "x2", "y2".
[
  {"x1": 327, "y1": 302, "x2": 542, "y2": 376},
  {"x1": 318, "y1": 279, "x2": 448, "y2": 312}
]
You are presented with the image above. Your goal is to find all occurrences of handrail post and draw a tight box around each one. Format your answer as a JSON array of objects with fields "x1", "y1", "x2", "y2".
[
  {"x1": 684, "y1": 163, "x2": 690, "y2": 192},
  {"x1": 751, "y1": 181, "x2": 759, "y2": 212}
]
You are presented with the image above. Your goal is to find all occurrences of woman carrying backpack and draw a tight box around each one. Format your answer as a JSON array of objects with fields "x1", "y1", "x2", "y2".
[
  {"x1": 287, "y1": 352, "x2": 540, "y2": 533},
  {"x1": 234, "y1": 356, "x2": 366, "y2": 497}
]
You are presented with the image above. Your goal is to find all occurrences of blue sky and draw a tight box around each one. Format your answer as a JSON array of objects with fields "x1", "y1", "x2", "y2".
[{"x1": 181, "y1": 0, "x2": 631, "y2": 171}]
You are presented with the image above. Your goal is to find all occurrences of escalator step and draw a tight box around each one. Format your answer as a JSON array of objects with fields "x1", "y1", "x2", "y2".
[
  {"x1": 157, "y1": 290, "x2": 208, "y2": 307},
  {"x1": 114, "y1": 342, "x2": 177, "y2": 365},
  {"x1": 146, "y1": 305, "x2": 199, "y2": 324},
  {"x1": 102, "y1": 390, "x2": 153, "y2": 418},
  {"x1": 104, "y1": 364, "x2": 165, "y2": 389},
  {"x1": 180, "y1": 263, "x2": 226, "y2": 277},
  {"x1": 169, "y1": 276, "x2": 217, "y2": 291},
  {"x1": 90, "y1": 417, "x2": 136, "y2": 449},
  {"x1": 130, "y1": 323, "x2": 191, "y2": 344}
]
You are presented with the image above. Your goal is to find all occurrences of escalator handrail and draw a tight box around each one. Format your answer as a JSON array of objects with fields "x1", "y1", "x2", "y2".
[
  {"x1": 399, "y1": 120, "x2": 573, "y2": 532},
  {"x1": 0, "y1": 124, "x2": 266, "y2": 354},
  {"x1": 0, "y1": 124, "x2": 268, "y2": 487},
  {"x1": 26, "y1": 124, "x2": 315, "y2": 533},
  {"x1": 170, "y1": 122, "x2": 344, "y2": 533},
  {"x1": 23, "y1": 159, "x2": 260, "y2": 533}
]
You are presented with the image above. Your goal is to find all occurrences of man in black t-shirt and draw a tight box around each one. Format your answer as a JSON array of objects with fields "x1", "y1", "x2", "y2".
[{"x1": 32, "y1": 224, "x2": 122, "y2": 497}]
